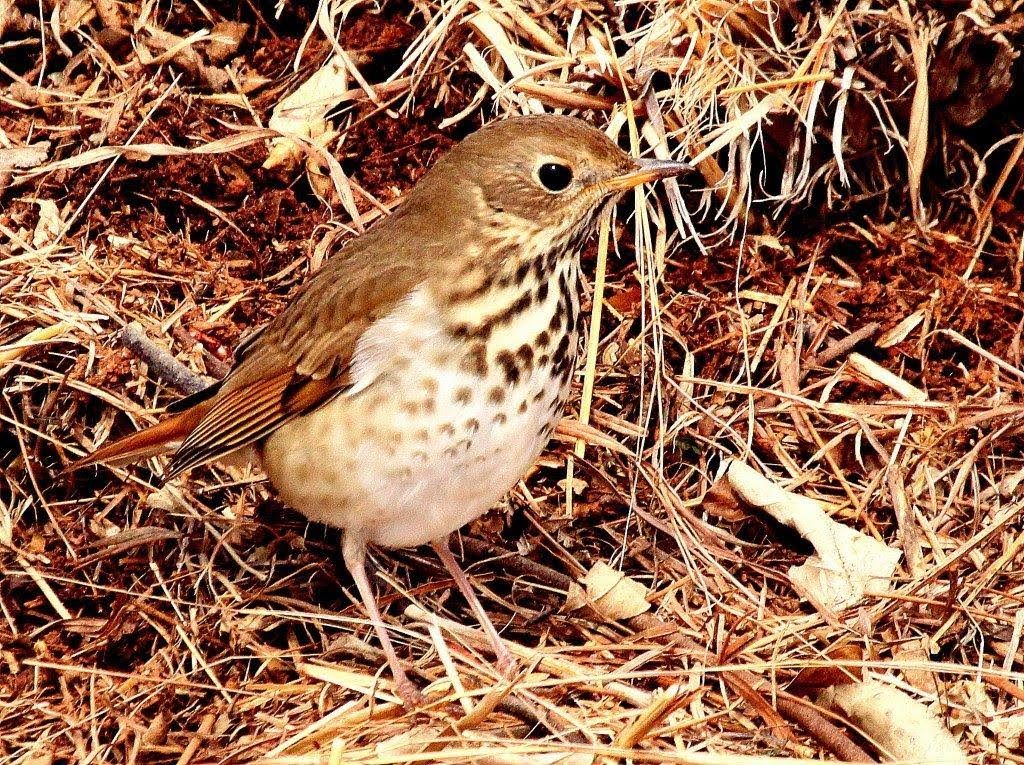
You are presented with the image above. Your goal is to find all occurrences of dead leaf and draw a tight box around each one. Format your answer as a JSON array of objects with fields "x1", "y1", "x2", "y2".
[
  {"x1": 206, "y1": 21, "x2": 248, "y2": 64},
  {"x1": 789, "y1": 643, "x2": 865, "y2": 691},
  {"x1": 607, "y1": 285, "x2": 642, "y2": 314},
  {"x1": 818, "y1": 680, "x2": 967, "y2": 764},
  {"x1": 264, "y1": 54, "x2": 349, "y2": 173},
  {"x1": 565, "y1": 562, "x2": 651, "y2": 621},
  {"x1": 701, "y1": 474, "x2": 747, "y2": 521},
  {"x1": 846, "y1": 352, "x2": 927, "y2": 401},
  {"x1": 557, "y1": 475, "x2": 588, "y2": 495},
  {"x1": 32, "y1": 199, "x2": 63, "y2": 248},
  {"x1": 725, "y1": 460, "x2": 902, "y2": 611},
  {"x1": 877, "y1": 310, "x2": 926, "y2": 348},
  {"x1": 939, "y1": 680, "x2": 1024, "y2": 752},
  {"x1": 0, "y1": 142, "x2": 50, "y2": 172}
]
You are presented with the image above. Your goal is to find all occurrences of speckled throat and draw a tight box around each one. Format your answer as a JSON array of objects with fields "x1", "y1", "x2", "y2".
[
  {"x1": 435, "y1": 202, "x2": 600, "y2": 387},
  {"x1": 258, "y1": 213, "x2": 593, "y2": 549},
  {"x1": 443, "y1": 247, "x2": 583, "y2": 381}
]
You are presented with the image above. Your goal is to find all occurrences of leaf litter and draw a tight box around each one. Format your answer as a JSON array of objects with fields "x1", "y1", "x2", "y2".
[{"x1": 1, "y1": 0, "x2": 1023, "y2": 762}]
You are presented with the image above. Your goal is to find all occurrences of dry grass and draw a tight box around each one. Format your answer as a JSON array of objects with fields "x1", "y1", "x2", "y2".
[{"x1": 2, "y1": 0, "x2": 1024, "y2": 762}]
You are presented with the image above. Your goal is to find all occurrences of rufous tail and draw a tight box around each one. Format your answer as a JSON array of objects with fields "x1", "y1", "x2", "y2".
[{"x1": 66, "y1": 406, "x2": 207, "y2": 472}]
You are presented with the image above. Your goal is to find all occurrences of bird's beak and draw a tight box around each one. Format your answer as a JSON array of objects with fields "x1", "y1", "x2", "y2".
[{"x1": 603, "y1": 157, "x2": 692, "y2": 193}]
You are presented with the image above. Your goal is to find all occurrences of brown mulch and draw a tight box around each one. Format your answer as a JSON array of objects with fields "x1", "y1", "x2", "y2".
[{"x1": 2, "y1": 0, "x2": 1023, "y2": 762}]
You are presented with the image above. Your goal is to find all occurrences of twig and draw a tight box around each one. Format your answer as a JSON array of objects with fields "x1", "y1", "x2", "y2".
[
  {"x1": 8, "y1": 552, "x2": 73, "y2": 619},
  {"x1": 807, "y1": 322, "x2": 880, "y2": 369},
  {"x1": 970, "y1": 132, "x2": 1024, "y2": 248},
  {"x1": 117, "y1": 322, "x2": 212, "y2": 397},
  {"x1": 776, "y1": 694, "x2": 875, "y2": 763},
  {"x1": 458, "y1": 536, "x2": 572, "y2": 592},
  {"x1": 493, "y1": 697, "x2": 587, "y2": 744}
]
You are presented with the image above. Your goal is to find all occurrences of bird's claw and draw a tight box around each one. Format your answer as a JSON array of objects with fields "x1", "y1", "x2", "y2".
[
  {"x1": 495, "y1": 648, "x2": 517, "y2": 679},
  {"x1": 395, "y1": 678, "x2": 427, "y2": 708}
]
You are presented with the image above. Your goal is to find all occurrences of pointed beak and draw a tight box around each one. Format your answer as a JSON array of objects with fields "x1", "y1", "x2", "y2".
[{"x1": 603, "y1": 157, "x2": 692, "y2": 193}]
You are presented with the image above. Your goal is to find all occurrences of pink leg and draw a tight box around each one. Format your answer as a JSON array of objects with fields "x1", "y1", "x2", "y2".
[
  {"x1": 432, "y1": 538, "x2": 516, "y2": 676},
  {"x1": 342, "y1": 534, "x2": 424, "y2": 706}
]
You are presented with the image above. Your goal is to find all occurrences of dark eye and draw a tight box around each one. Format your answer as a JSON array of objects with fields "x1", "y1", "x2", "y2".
[{"x1": 537, "y1": 162, "x2": 573, "y2": 192}]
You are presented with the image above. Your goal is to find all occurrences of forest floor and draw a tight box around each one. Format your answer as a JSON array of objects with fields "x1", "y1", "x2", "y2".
[{"x1": 2, "y1": 0, "x2": 1024, "y2": 762}]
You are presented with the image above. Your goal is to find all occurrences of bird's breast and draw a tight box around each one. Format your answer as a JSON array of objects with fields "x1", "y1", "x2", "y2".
[{"x1": 261, "y1": 262, "x2": 582, "y2": 548}]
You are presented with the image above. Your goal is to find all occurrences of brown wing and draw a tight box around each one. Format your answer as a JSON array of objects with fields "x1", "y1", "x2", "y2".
[
  {"x1": 70, "y1": 155, "x2": 466, "y2": 479},
  {"x1": 159, "y1": 249, "x2": 426, "y2": 480}
]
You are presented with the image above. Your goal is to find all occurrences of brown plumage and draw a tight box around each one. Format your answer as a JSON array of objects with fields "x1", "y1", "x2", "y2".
[{"x1": 70, "y1": 115, "x2": 690, "y2": 705}]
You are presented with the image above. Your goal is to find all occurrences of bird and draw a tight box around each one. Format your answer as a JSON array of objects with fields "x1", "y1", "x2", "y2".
[{"x1": 69, "y1": 114, "x2": 690, "y2": 706}]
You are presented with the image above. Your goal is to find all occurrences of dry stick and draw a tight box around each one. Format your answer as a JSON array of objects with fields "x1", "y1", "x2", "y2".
[
  {"x1": 72, "y1": 527, "x2": 182, "y2": 569},
  {"x1": 117, "y1": 322, "x2": 213, "y2": 396},
  {"x1": 512, "y1": 79, "x2": 627, "y2": 112},
  {"x1": 490, "y1": 696, "x2": 588, "y2": 744},
  {"x1": 970, "y1": 132, "x2": 1024, "y2": 248},
  {"x1": 459, "y1": 537, "x2": 572, "y2": 591},
  {"x1": 804, "y1": 322, "x2": 880, "y2": 372},
  {"x1": 982, "y1": 672, "x2": 1024, "y2": 704},
  {"x1": 566, "y1": 210, "x2": 612, "y2": 518},
  {"x1": 720, "y1": 71, "x2": 834, "y2": 96},
  {"x1": 175, "y1": 710, "x2": 218, "y2": 765},
  {"x1": 775, "y1": 695, "x2": 873, "y2": 763},
  {"x1": 900, "y1": 0, "x2": 930, "y2": 229},
  {"x1": 8, "y1": 552, "x2": 73, "y2": 620},
  {"x1": 888, "y1": 465, "x2": 924, "y2": 576}
]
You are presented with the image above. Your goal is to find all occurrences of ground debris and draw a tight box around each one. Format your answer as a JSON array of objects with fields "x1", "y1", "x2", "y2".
[{"x1": 2, "y1": 0, "x2": 1022, "y2": 762}]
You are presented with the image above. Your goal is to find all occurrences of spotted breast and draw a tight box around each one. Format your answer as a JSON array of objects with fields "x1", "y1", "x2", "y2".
[{"x1": 259, "y1": 252, "x2": 581, "y2": 549}]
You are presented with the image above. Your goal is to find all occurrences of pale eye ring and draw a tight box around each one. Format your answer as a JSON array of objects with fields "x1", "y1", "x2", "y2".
[{"x1": 536, "y1": 162, "x2": 573, "y2": 193}]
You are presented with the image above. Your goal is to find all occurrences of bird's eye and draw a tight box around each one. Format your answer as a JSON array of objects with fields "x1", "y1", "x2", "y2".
[{"x1": 536, "y1": 162, "x2": 573, "y2": 193}]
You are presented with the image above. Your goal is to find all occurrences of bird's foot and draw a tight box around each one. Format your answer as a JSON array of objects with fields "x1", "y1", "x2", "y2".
[
  {"x1": 395, "y1": 677, "x2": 427, "y2": 708},
  {"x1": 494, "y1": 645, "x2": 517, "y2": 679}
]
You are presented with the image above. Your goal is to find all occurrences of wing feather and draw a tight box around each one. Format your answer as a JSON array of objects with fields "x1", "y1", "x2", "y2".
[
  {"x1": 73, "y1": 186, "x2": 445, "y2": 479},
  {"x1": 164, "y1": 371, "x2": 299, "y2": 479},
  {"x1": 156, "y1": 252, "x2": 428, "y2": 479}
]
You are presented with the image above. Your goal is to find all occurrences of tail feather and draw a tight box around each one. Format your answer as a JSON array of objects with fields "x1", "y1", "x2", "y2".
[{"x1": 66, "y1": 407, "x2": 206, "y2": 473}]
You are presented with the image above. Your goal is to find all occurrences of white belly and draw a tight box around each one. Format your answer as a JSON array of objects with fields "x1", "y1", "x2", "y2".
[{"x1": 260, "y1": 280, "x2": 577, "y2": 548}]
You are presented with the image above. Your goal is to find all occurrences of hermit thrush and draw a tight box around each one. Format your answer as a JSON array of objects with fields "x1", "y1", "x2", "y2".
[{"x1": 71, "y1": 115, "x2": 690, "y2": 705}]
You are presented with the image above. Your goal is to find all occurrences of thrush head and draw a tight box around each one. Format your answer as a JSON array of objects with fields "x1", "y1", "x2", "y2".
[{"x1": 393, "y1": 115, "x2": 691, "y2": 262}]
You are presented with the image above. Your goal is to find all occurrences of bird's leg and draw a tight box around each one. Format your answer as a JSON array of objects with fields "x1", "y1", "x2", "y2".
[
  {"x1": 431, "y1": 537, "x2": 516, "y2": 676},
  {"x1": 341, "y1": 533, "x2": 425, "y2": 707}
]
